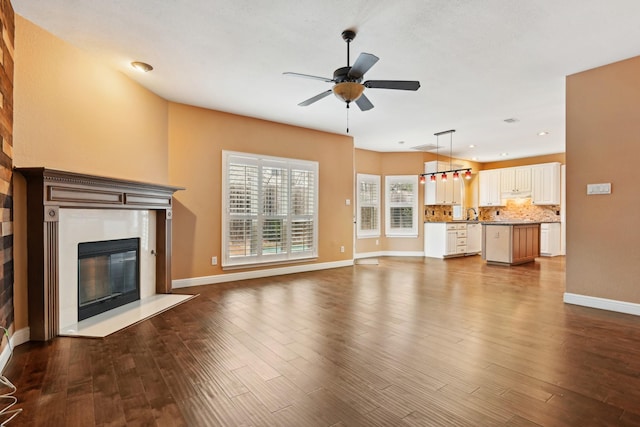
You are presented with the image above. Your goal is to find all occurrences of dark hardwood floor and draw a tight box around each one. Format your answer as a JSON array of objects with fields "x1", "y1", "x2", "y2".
[{"x1": 5, "y1": 255, "x2": 640, "y2": 426}]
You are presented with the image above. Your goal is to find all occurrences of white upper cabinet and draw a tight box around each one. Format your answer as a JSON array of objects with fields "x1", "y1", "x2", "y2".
[
  {"x1": 531, "y1": 163, "x2": 561, "y2": 205},
  {"x1": 500, "y1": 166, "x2": 532, "y2": 196},
  {"x1": 479, "y1": 169, "x2": 503, "y2": 206},
  {"x1": 479, "y1": 162, "x2": 561, "y2": 206},
  {"x1": 424, "y1": 161, "x2": 462, "y2": 205}
]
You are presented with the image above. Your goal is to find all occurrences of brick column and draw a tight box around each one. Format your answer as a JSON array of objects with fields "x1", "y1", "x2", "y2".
[{"x1": 0, "y1": 0, "x2": 14, "y2": 331}]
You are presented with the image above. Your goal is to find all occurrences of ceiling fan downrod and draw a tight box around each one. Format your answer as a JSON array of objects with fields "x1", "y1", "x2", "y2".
[{"x1": 342, "y1": 30, "x2": 356, "y2": 68}]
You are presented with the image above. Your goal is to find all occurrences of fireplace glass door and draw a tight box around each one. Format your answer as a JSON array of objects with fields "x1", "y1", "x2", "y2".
[{"x1": 78, "y1": 238, "x2": 140, "y2": 321}]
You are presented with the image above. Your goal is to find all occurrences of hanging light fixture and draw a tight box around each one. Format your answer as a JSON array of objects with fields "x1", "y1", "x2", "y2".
[{"x1": 418, "y1": 129, "x2": 473, "y2": 182}]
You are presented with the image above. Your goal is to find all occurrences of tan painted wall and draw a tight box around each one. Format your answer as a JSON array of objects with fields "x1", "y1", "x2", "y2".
[
  {"x1": 482, "y1": 153, "x2": 565, "y2": 170},
  {"x1": 12, "y1": 16, "x2": 170, "y2": 330},
  {"x1": 168, "y1": 102, "x2": 354, "y2": 280},
  {"x1": 381, "y1": 152, "x2": 425, "y2": 253},
  {"x1": 566, "y1": 55, "x2": 640, "y2": 303},
  {"x1": 354, "y1": 149, "x2": 383, "y2": 254},
  {"x1": 354, "y1": 149, "x2": 428, "y2": 254},
  {"x1": 13, "y1": 16, "x2": 169, "y2": 183}
]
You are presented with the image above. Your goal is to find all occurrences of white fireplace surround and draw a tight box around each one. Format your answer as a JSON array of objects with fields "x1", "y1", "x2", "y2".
[{"x1": 58, "y1": 209, "x2": 157, "y2": 333}]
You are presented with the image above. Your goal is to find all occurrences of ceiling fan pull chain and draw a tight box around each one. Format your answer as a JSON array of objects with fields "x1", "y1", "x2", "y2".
[{"x1": 346, "y1": 102, "x2": 350, "y2": 133}]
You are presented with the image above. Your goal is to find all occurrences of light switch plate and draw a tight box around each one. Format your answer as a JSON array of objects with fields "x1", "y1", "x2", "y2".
[{"x1": 587, "y1": 183, "x2": 612, "y2": 195}]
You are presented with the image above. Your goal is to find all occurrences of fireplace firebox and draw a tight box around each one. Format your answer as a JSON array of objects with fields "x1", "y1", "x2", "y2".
[{"x1": 78, "y1": 238, "x2": 141, "y2": 321}]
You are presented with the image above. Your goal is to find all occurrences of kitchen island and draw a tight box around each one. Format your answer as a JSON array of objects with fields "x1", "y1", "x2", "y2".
[{"x1": 482, "y1": 222, "x2": 540, "y2": 265}]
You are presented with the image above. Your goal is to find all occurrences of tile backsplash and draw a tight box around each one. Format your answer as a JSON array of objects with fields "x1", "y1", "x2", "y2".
[
  {"x1": 424, "y1": 198, "x2": 561, "y2": 222},
  {"x1": 479, "y1": 198, "x2": 561, "y2": 222},
  {"x1": 424, "y1": 206, "x2": 456, "y2": 222}
]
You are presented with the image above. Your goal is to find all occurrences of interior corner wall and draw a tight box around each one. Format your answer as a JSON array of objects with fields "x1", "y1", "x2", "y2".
[
  {"x1": 566, "y1": 55, "x2": 640, "y2": 303},
  {"x1": 354, "y1": 149, "x2": 383, "y2": 255},
  {"x1": 354, "y1": 149, "x2": 426, "y2": 255},
  {"x1": 167, "y1": 102, "x2": 354, "y2": 280},
  {"x1": 13, "y1": 15, "x2": 169, "y2": 185}
]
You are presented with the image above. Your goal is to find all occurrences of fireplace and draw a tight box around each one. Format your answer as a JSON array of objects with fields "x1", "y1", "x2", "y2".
[
  {"x1": 78, "y1": 238, "x2": 141, "y2": 321},
  {"x1": 17, "y1": 167, "x2": 184, "y2": 341}
]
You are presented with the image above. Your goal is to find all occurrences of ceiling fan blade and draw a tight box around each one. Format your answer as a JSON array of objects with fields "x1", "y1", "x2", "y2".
[
  {"x1": 298, "y1": 90, "x2": 333, "y2": 106},
  {"x1": 355, "y1": 93, "x2": 374, "y2": 111},
  {"x1": 348, "y1": 53, "x2": 379, "y2": 79},
  {"x1": 283, "y1": 72, "x2": 334, "y2": 83},
  {"x1": 364, "y1": 80, "x2": 421, "y2": 90}
]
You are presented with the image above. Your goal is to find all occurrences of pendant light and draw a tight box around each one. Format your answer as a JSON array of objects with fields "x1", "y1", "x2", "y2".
[{"x1": 419, "y1": 129, "x2": 473, "y2": 183}]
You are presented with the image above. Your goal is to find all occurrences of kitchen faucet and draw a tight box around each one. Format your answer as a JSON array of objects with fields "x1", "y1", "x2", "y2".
[{"x1": 466, "y1": 207, "x2": 478, "y2": 221}]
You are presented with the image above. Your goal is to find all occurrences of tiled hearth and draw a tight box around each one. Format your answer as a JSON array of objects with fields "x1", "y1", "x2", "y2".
[{"x1": 17, "y1": 168, "x2": 185, "y2": 340}]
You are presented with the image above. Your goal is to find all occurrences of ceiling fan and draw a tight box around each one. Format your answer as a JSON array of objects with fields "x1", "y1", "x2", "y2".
[{"x1": 284, "y1": 29, "x2": 421, "y2": 112}]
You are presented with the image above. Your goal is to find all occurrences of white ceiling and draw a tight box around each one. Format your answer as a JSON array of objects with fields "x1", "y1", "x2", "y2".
[{"x1": 14, "y1": 0, "x2": 640, "y2": 162}]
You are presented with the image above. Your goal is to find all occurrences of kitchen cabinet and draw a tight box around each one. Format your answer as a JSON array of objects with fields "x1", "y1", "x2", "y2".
[
  {"x1": 466, "y1": 223, "x2": 482, "y2": 254},
  {"x1": 424, "y1": 161, "x2": 462, "y2": 205},
  {"x1": 500, "y1": 166, "x2": 532, "y2": 196},
  {"x1": 540, "y1": 222, "x2": 561, "y2": 256},
  {"x1": 425, "y1": 222, "x2": 467, "y2": 258},
  {"x1": 531, "y1": 163, "x2": 561, "y2": 205},
  {"x1": 479, "y1": 169, "x2": 503, "y2": 206},
  {"x1": 482, "y1": 222, "x2": 540, "y2": 265}
]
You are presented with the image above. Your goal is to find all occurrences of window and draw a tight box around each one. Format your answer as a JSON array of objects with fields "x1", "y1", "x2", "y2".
[
  {"x1": 223, "y1": 151, "x2": 318, "y2": 267},
  {"x1": 385, "y1": 175, "x2": 418, "y2": 237},
  {"x1": 356, "y1": 174, "x2": 380, "y2": 238}
]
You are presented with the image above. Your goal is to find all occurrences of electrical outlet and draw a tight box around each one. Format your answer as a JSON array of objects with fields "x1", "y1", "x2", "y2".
[
  {"x1": 211, "y1": 256, "x2": 217, "y2": 265},
  {"x1": 375, "y1": 239, "x2": 379, "y2": 245},
  {"x1": 340, "y1": 246, "x2": 345, "y2": 253}
]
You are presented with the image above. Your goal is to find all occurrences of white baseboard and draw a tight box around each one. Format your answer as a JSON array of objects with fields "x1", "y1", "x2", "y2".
[
  {"x1": 564, "y1": 293, "x2": 640, "y2": 316},
  {"x1": 172, "y1": 260, "x2": 354, "y2": 289},
  {"x1": 354, "y1": 251, "x2": 384, "y2": 259},
  {"x1": 0, "y1": 327, "x2": 30, "y2": 373},
  {"x1": 355, "y1": 251, "x2": 424, "y2": 259}
]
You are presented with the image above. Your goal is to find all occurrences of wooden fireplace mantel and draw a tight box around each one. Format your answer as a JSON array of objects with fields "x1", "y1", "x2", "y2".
[{"x1": 16, "y1": 167, "x2": 184, "y2": 341}]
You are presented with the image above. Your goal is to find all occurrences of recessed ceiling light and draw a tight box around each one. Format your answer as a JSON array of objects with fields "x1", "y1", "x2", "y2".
[
  {"x1": 537, "y1": 131, "x2": 549, "y2": 136},
  {"x1": 471, "y1": 157, "x2": 478, "y2": 161},
  {"x1": 469, "y1": 144, "x2": 476, "y2": 148},
  {"x1": 503, "y1": 118, "x2": 519, "y2": 123},
  {"x1": 398, "y1": 140, "x2": 405, "y2": 145},
  {"x1": 131, "y1": 61, "x2": 153, "y2": 72},
  {"x1": 500, "y1": 152, "x2": 509, "y2": 157}
]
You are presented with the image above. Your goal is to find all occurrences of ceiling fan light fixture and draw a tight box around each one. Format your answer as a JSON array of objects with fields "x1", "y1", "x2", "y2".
[{"x1": 332, "y1": 82, "x2": 365, "y2": 103}]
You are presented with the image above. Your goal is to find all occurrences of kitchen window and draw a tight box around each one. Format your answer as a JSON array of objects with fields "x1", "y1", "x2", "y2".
[
  {"x1": 222, "y1": 151, "x2": 318, "y2": 267},
  {"x1": 356, "y1": 174, "x2": 380, "y2": 238},
  {"x1": 385, "y1": 175, "x2": 418, "y2": 237}
]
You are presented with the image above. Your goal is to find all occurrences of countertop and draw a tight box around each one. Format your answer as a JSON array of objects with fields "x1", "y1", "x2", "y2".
[
  {"x1": 424, "y1": 220, "x2": 560, "y2": 224},
  {"x1": 481, "y1": 221, "x2": 542, "y2": 226}
]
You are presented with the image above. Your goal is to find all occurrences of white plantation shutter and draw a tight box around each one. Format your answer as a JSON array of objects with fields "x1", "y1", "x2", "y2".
[
  {"x1": 223, "y1": 151, "x2": 318, "y2": 266},
  {"x1": 385, "y1": 175, "x2": 418, "y2": 237},
  {"x1": 356, "y1": 174, "x2": 380, "y2": 238}
]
